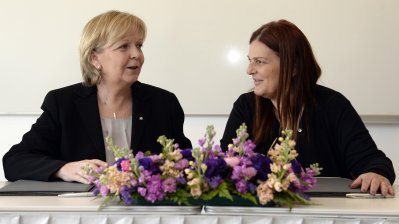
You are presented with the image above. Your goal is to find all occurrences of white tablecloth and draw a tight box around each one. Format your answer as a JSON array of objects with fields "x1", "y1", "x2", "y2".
[{"x1": 1, "y1": 214, "x2": 399, "y2": 224}]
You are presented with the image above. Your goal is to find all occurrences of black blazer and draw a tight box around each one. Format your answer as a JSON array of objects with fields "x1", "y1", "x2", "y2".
[{"x1": 3, "y1": 81, "x2": 192, "y2": 181}]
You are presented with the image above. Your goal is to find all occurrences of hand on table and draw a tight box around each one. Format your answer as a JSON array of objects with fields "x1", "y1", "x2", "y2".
[
  {"x1": 55, "y1": 159, "x2": 107, "y2": 184},
  {"x1": 351, "y1": 172, "x2": 395, "y2": 197}
]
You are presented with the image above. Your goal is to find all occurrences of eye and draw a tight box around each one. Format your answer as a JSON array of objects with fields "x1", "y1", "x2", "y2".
[
  {"x1": 248, "y1": 57, "x2": 267, "y2": 65},
  {"x1": 118, "y1": 43, "x2": 129, "y2": 50},
  {"x1": 255, "y1": 59, "x2": 266, "y2": 65},
  {"x1": 136, "y1": 43, "x2": 143, "y2": 50}
]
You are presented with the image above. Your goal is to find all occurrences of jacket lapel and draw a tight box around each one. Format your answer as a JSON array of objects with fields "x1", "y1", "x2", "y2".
[
  {"x1": 131, "y1": 82, "x2": 151, "y2": 153},
  {"x1": 74, "y1": 85, "x2": 106, "y2": 160}
]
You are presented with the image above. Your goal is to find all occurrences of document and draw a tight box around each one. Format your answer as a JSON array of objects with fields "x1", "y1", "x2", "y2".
[
  {"x1": 0, "y1": 179, "x2": 93, "y2": 196},
  {"x1": 305, "y1": 177, "x2": 362, "y2": 197}
]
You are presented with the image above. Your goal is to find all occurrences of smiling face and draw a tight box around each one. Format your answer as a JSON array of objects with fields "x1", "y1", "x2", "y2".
[
  {"x1": 91, "y1": 29, "x2": 144, "y2": 87},
  {"x1": 247, "y1": 40, "x2": 280, "y2": 105}
]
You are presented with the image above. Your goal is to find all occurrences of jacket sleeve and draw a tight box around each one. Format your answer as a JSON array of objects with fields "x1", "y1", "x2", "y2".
[
  {"x1": 220, "y1": 94, "x2": 254, "y2": 151},
  {"x1": 169, "y1": 94, "x2": 192, "y2": 149},
  {"x1": 328, "y1": 94, "x2": 396, "y2": 184},
  {"x1": 2, "y1": 91, "x2": 67, "y2": 181}
]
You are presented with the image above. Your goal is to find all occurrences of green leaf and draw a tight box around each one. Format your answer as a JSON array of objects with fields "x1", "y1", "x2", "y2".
[{"x1": 238, "y1": 192, "x2": 258, "y2": 205}]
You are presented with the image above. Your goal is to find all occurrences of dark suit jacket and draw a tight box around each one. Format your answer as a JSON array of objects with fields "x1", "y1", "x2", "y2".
[{"x1": 3, "y1": 81, "x2": 192, "y2": 181}]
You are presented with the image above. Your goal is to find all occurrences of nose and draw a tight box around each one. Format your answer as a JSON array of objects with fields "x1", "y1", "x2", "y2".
[
  {"x1": 129, "y1": 46, "x2": 141, "y2": 59},
  {"x1": 247, "y1": 63, "x2": 255, "y2": 76}
]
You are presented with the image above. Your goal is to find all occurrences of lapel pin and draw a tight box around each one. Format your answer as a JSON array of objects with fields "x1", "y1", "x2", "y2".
[{"x1": 139, "y1": 117, "x2": 143, "y2": 120}]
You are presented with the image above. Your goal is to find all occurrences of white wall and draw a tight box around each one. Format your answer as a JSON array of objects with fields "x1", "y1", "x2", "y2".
[
  {"x1": 0, "y1": 115, "x2": 398, "y2": 182},
  {"x1": 1, "y1": 0, "x2": 398, "y2": 115}
]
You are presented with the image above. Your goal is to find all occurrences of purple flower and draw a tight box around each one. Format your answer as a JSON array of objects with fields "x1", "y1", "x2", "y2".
[
  {"x1": 174, "y1": 159, "x2": 189, "y2": 170},
  {"x1": 203, "y1": 158, "x2": 228, "y2": 178},
  {"x1": 120, "y1": 186, "x2": 133, "y2": 205},
  {"x1": 176, "y1": 177, "x2": 186, "y2": 184},
  {"x1": 139, "y1": 157, "x2": 152, "y2": 170},
  {"x1": 248, "y1": 182, "x2": 257, "y2": 194},
  {"x1": 100, "y1": 185, "x2": 109, "y2": 197},
  {"x1": 206, "y1": 176, "x2": 223, "y2": 189},
  {"x1": 138, "y1": 187, "x2": 147, "y2": 197},
  {"x1": 291, "y1": 160, "x2": 302, "y2": 174},
  {"x1": 208, "y1": 144, "x2": 224, "y2": 158},
  {"x1": 135, "y1": 151, "x2": 145, "y2": 160},
  {"x1": 93, "y1": 188, "x2": 100, "y2": 196},
  {"x1": 162, "y1": 177, "x2": 176, "y2": 193},
  {"x1": 198, "y1": 138, "x2": 206, "y2": 147},
  {"x1": 231, "y1": 166, "x2": 242, "y2": 180},
  {"x1": 131, "y1": 179, "x2": 138, "y2": 187},
  {"x1": 243, "y1": 140, "x2": 256, "y2": 156},
  {"x1": 181, "y1": 148, "x2": 194, "y2": 161},
  {"x1": 235, "y1": 179, "x2": 248, "y2": 194},
  {"x1": 241, "y1": 167, "x2": 257, "y2": 179},
  {"x1": 251, "y1": 154, "x2": 272, "y2": 181},
  {"x1": 139, "y1": 157, "x2": 160, "y2": 174},
  {"x1": 145, "y1": 174, "x2": 165, "y2": 202}
]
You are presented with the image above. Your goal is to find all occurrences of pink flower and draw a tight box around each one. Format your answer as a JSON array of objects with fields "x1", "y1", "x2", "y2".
[
  {"x1": 224, "y1": 157, "x2": 240, "y2": 167},
  {"x1": 100, "y1": 185, "x2": 109, "y2": 197},
  {"x1": 120, "y1": 160, "x2": 131, "y2": 172},
  {"x1": 174, "y1": 159, "x2": 189, "y2": 170},
  {"x1": 138, "y1": 187, "x2": 147, "y2": 197},
  {"x1": 241, "y1": 167, "x2": 257, "y2": 179}
]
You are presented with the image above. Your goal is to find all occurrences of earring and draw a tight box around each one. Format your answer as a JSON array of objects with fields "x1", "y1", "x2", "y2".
[{"x1": 96, "y1": 65, "x2": 101, "y2": 70}]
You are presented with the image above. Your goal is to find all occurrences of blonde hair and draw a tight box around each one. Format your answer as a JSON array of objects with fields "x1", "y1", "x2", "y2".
[{"x1": 79, "y1": 10, "x2": 146, "y2": 86}]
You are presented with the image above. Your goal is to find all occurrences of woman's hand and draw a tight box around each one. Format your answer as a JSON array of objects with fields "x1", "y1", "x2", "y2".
[
  {"x1": 55, "y1": 159, "x2": 108, "y2": 184},
  {"x1": 351, "y1": 172, "x2": 395, "y2": 196}
]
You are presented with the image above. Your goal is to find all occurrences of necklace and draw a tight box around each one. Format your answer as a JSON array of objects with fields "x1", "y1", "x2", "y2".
[{"x1": 97, "y1": 93, "x2": 132, "y2": 120}]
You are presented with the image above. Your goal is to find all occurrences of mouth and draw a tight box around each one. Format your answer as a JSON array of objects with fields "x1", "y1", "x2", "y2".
[
  {"x1": 253, "y1": 79, "x2": 263, "y2": 86},
  {"x1": 127, "y1": 65, "x2": 139, "y2": 70}
]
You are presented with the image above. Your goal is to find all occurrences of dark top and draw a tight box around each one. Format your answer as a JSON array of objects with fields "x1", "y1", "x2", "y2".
[
  {"x1": 220, "y1": 85, "x2": 395, "y2": 184},
  {"x1": 3, "y1": 81, "x2": 192, "y2": 181}
]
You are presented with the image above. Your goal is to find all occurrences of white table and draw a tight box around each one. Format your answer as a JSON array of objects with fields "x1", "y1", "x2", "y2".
[{"x1": 0, "y1": 182, "x2": 398, "y2": 224}]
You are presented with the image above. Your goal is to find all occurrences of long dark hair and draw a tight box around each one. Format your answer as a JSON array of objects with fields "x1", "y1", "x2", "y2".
[{"x1": 251, "y1": 20, "x2": 321, "y2": 143}]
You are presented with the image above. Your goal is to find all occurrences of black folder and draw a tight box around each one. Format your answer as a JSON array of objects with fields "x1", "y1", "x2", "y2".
[
  {"x1": 305, "y1": 177, "x2": 362, "y2": 197},
  {"x1": 0, "y1": 180, "x2": 93, "y2": 196}
]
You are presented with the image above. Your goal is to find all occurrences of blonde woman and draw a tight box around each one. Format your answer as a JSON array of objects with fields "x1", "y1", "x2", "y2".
[{"x1": 3, "y1": 10, "x2": 191, "y2": 184}]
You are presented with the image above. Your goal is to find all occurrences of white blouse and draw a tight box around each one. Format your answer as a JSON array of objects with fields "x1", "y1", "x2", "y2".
[{"x1": 100, "y1": 116, "x2": 132, "y2": 163}]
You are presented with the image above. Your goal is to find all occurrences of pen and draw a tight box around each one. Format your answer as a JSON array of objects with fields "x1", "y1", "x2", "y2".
[
  {"x1": 345, "y1": 193, "x2": 394, "y2": 199},
  {"x1": 57, "y1": 192, "x2": 95, "y2": 198}
]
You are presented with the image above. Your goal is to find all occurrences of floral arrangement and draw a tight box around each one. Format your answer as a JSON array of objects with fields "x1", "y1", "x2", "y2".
[{"x1": 85, "y1": 123, "x2": 321, "y2": 208}]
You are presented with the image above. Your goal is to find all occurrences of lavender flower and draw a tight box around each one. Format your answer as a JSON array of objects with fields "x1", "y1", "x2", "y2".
[
  {"x1": 145, "y1": 174, "x2": 165, "y2": 202},
  {"x1": 235, "y1": 179, "x2": 248, "y2": 194},
  {"x1": 162, "y1": 177, "x2": 177, "y2": 193}
]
